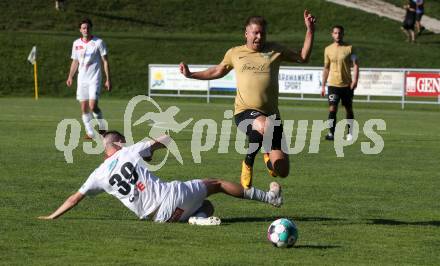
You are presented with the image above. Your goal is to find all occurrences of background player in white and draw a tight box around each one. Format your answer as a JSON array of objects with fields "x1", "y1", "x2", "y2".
[
  {"x1": 38, "y1": 131, "x2": 282, "y2": 225},
  {"x1": 66, "y1": 18, "x2": 111, "y2": 139}
]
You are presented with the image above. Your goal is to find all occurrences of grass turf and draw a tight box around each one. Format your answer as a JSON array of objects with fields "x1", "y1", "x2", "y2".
[{"x1": 0, "y1": 97, "x2": 439, "y2": 265}]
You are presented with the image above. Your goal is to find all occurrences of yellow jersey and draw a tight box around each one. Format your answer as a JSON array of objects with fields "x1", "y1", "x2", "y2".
[
  {"x1": 324, "y1": 43, "x2": 354, "y2": 87},
  {"x1": 220, "y1": 43, "x2": 291, "y2": 115}
]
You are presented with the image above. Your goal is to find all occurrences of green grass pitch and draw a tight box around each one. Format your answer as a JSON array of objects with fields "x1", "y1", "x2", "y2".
[{"x1": 1, "y1": 97, "x2": 439, "y2": 265}]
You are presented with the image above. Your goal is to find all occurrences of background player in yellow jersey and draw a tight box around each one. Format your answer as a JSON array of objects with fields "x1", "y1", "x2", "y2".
[
  {"x1": 180, "y1": 10, "x2": 316, "y2": 188},
  {"x1": 321, "y1": 25, "x2": 359, "y2": 141}
]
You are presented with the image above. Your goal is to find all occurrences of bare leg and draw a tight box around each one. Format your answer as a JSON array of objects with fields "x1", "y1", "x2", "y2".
[
  {"x1": 80, "y1": 100, "x2": 89, "y2": 114},
  {"x1": 409, "y1": 30, "x2": 416, "y2": 42},
  {"x1": 248, "y1": 115, "x2": 290, "y2": 178},
  {"x1": 89, "y1": 99, "x2": 99, "y2": 114},
  {"x1": 269, "y1": 150, "x2": 289, "y2": 177},
  {"x1": 203, "y1": 178, "x2": 243, "y2": 197},
  {"x1": 415, "y1": 21, "x2": 424, "y2": 35}
]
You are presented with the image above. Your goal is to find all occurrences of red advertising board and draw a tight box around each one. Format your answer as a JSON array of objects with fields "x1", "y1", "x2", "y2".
[{"x1": 405, "y1": 72, "x2": 440, "y2": 97}]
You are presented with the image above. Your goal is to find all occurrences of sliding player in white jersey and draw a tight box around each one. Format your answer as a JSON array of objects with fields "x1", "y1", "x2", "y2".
[
  {"x1": 66, "y1": 18, "x2": 111, "y2": 139},
  {"x1": 38, "y1": 131, "x2": 282, "y2": 225}
]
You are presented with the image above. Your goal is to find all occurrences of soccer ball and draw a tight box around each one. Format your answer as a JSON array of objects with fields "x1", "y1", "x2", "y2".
[{"x1": 267, "y1": 218, "x2": 298, "y2": 248}]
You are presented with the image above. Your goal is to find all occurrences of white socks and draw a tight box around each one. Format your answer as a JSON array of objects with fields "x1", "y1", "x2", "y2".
[
  {"x1": 82, "y1": 113, "x2": 94, "y2": 138},
  {"x1": 243, "y1": 187, "x2": 270, "y2": 204},
  {"x1": 92, "y1": 111, "x2": 105, "y2": 130},
  {"x1": 82, "y1": 111, "x2": 106, "y2": 137}
]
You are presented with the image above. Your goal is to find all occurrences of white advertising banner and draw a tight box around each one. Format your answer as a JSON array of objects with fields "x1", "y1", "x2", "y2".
[
  {"x1": 150, "y1": 65, "x2": 209, "y2": 91},
  {"x1": 209, "y1": 71, "x2": 236, "y2": 90},
  {"x1": 149, "y1": 65, "x2": 405, "y2": 97},
  {"x1": 278, "y1": 68, "x2": 322, "y2": 94},
  {"x1": 208, "y1": 67, "x2": 323, "y2": 94},
  {"x1": 355, "y1": 70, "x2": 404, "y2": 96}
]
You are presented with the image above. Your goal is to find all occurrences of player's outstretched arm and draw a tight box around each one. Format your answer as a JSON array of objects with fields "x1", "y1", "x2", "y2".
[
  {"x1": 150, "y1": 135, "x2": 171, "y2": 151},
  {"x1": 281, "y1": 10, "x2": 316, "y2": 63},
  {"x1": 38, "y1": 192, "x2": 85, "y2": 220},
  {"x1": 66, "y1": 60, "x2": 79, "y2": 87},
  {"x1": 142, "y1": 135, "x2": 172, "y2": 161},
  {"x1": 179, "y1": 62, "x2": 230, "y2": 80},
  {"x1": 298, "y1": 10, "x2": 316, "y2": 63}
]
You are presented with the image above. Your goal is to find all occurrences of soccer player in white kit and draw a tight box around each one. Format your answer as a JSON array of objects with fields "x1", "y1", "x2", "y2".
[
  {"x1": 38, "y1": 131, "x2": 283, "y2": 225},
  {"x1": 66, "y1": 18, "x2": 111, "y2": 139}
]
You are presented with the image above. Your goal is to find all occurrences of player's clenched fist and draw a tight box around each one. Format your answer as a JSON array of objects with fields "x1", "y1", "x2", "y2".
[
  {"x1": 66, "y1": 77, "x2": 73, "y2": 87},
  {"x1": 179, "y1": 62, "x2": 191, "y2": 78},
  {"x1": 304, "y1": 10, "x2": 316, "y2": 31}
]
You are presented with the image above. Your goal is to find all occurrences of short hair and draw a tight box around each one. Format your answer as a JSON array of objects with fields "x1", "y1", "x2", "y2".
[
  {"x1": 332, "y1": 25, "x2": 344, "y2": 33},
  {"x1": 78, "y1": 18, "x2": 93, "y2": 29},
  {"x1": 102, "y1": 130, "x2": 126, "y2": 149},
  {"x1": 245, "y1": 16, "x2": 267, "y2": 30}
]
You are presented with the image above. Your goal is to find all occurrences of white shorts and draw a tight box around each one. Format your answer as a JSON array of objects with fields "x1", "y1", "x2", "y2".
[
  {"x1": 76, "y1": 81, "x2": 101, "y2": 101},
  {"x1": 154, "y1": 179, "x2": 207, "y2": 222}
]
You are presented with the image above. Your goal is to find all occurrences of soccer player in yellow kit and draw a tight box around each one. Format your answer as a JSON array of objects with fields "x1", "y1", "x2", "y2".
[
  {"x1": 321, "y1": 25, "x2": 359, "y2": 141},
  {"x1": 180, "y1": 10, "x2": 316, "y2": 188}
]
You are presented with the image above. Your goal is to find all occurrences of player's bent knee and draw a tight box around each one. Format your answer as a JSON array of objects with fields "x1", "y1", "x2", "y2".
[
  {"x1": 276, "y1": 168, "x2": 289, "y2": 178},
  {"x1": 200, "y1": 200, "x2": 214, "y2": 217},
  {"x1": 80, "y1": 102, "x2": 89, "y2": 113},
  {"x1": 253, "y1": 117, "x2": 266, "y2": 135}
]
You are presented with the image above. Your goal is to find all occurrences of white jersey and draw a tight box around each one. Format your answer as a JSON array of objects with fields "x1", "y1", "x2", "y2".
[
  {"x1": 71, "y1": 36, "x2": 107, "y2": 84},
  {"x1": 78, "y1": 141, "x2": 174, "y2": 220}
]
